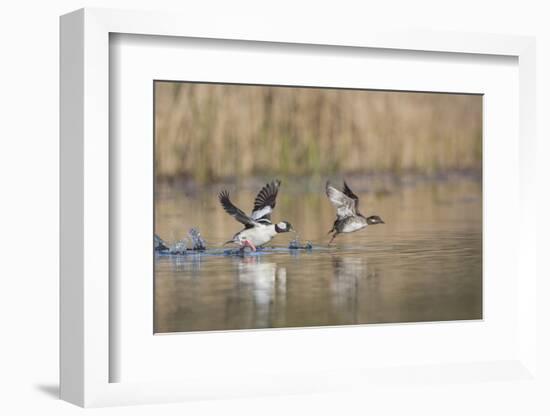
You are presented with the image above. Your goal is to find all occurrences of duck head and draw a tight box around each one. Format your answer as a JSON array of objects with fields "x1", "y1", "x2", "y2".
[
  {"x1": 275, "y1": 221, "x2": 294, "y2": 233},
  {"x1": 366, "y1": 215, "x2": 385, "y2": 225}
]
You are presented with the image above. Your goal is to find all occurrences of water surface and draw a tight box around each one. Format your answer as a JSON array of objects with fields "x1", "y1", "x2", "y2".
[{"x1": 154, "y1": 175, "x2": 482, "y2": 333}]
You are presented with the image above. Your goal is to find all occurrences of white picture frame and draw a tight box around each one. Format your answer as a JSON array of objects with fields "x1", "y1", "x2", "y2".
[{"x1": 60, "y1": 7, "x2": 538, "y2": 407}]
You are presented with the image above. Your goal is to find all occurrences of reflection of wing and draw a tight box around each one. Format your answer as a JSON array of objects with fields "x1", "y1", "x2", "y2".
[
  {"x1": 343, "y1": 181, "x2": 360, "y2": 213},
  {"x1": 330, "y1": 257, "x2": 367, "y2": 312},
  {"x1": 219, "y1": 190, "x2": 256, "y2": 227},
  {"x1": 326, "y1": 181, "x2": 356, "y2": 219},
  {"x1": 251, "y1": 180, "x2": 281, "y2": 223},
  {"x1": 238, "y1": 260, "x2": 276, "y2": 285},
  {"x1": 332, "y1": 256, "x2": 367, "y2": 279}
]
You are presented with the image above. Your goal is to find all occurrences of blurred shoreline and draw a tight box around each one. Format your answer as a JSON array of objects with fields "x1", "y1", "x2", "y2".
[{"x1": 155, "y1": 168, "x2": 482, "y2": 198}]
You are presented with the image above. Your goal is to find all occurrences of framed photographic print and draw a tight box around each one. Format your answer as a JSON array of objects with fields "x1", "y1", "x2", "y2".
[{"x1": 60, "y1": 8, "x2": 538, "y2": 408}]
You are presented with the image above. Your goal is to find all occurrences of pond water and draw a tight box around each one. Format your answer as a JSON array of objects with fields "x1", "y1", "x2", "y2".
[{"x1": 154, "y1": 175, "x2": 482, "y2": 333}]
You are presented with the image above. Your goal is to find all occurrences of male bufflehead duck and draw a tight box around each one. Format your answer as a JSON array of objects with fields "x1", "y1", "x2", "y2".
[
  {"x1": 219, "y1": 180, "x2": 294, "y2": 251},
  {"x1": 326, "y1": 180, "x2": 384, "y2": 245}
]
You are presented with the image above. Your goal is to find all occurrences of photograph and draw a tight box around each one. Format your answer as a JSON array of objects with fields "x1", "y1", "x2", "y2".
[{"x1": 153, "y1": 81, "x2": 482, "y2": 333}]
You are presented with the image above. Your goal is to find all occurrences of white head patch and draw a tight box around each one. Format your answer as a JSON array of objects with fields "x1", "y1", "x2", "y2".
[{"x1": 277, "y1": 222, "x2": 287, "y2": 230}]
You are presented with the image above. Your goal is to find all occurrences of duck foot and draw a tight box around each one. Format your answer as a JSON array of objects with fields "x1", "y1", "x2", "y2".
[{"x1": 242, "y1": 240, "x2": 257, "y2": 252}]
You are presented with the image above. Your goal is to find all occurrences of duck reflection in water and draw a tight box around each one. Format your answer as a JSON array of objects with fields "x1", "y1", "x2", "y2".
[
  {"x1": 235, "y1": 257, "x2": 287, "y2": 328},
  {"x1": 330, "y1": 256, "x2": 381, "y2": 324}
]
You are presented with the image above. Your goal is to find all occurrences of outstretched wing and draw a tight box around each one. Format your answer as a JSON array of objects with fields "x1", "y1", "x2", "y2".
[
  {"x1": 251, "y1": 180, "x2": 281, "y2": 223},
  {"x1": 326, "y1": 181, "x2": 356, "y2": 219},
  {"x1": 219, "y1": 190, "x2": 256, "y2": 228},
  {"x1": 343, "y1": 180, "x2": 360, "y2": 213}
]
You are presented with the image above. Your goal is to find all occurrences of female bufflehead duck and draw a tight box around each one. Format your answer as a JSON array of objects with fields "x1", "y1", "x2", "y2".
[
  {"x1": 219, "y1": 180, "x2": 294, "y2": 251},
  {"x1": 326, "y1": 180, "x2": 384, "y2": 245}
]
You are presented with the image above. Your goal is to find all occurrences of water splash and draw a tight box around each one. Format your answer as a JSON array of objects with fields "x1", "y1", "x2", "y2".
[
  {"x1": 289, "y1": 235, "x2": 313, "y2": 250},
  {"x1": 154, "y1": 234, "x2": 169, "y2": 252},
  {"x1": 169, "y1": 239, "x2": 188, "y2": 255},
  {"x1": 188, "y1": 228, "x2": 206, "y2": 251},
  {"x1": 155, "y1": 228, "x2": 207, "y2": 255}
]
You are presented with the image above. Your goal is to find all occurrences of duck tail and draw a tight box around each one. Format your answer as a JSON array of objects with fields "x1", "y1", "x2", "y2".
[{"x1": 223, "y1": 240, "x2": 235, "y2": 246}]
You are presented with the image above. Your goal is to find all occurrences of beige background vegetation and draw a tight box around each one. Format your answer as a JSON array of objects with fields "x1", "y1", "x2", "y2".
[{"x1": 155, "y1": 82, "x2": 482, "y2": 183}]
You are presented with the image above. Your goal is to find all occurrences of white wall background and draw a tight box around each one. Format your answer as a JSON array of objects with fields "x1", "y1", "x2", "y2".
[{"x1": 0, "y1": 0, "x2": 548, "y2": 414}]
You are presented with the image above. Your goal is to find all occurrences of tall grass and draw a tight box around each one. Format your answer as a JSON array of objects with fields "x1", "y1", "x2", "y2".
[{"x1": 155, "y1": 82, "x2": 482, "y2": 183}]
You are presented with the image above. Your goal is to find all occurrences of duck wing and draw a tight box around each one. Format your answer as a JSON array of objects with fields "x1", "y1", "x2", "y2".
[
  {"x1": 251, "y1": 180, "x2": 281, "y2": 223},
  {"x1": 219, "y1": 190, "x2": 256, "y2": 228},
  {"x1": 326, "y1": 181, "x2": 356, "y2": 219},
  {"x1": 343, "y1": 180, "x2": 361, "y2": 213}
]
